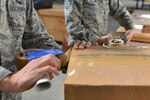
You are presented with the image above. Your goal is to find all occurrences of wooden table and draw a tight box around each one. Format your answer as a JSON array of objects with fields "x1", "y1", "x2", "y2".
[
  {"x1": 37, "y1": 4, "x2": 68, "y2": 43},
  {"x1": 132, "y1": 10, "x2": 150, "y2": 25},
  {"x1": 65, "y1": 45, "x2": 150, "y2": 100},
  {"x1": 116, "y1": 10, "x2": 150, "y2": 42}
]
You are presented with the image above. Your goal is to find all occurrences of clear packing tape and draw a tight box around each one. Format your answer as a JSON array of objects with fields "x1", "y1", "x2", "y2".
[
  {"x1": 108, "y1": 39, "x2": 124, "y2": 47},
  {"x1": 35, "y1": 74, "x2": 51, "y2": 91}
]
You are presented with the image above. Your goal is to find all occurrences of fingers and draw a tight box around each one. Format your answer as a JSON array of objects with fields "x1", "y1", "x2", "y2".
[
  {"x1": 73, "y1": 40, "x2": 81, "y2": 50},
  {"x1": 28, "y1": 54, "x2": 60, "y2": 80},
  {"x1": 73, "y1": 39, "x2": 100, "y2": 50},
  {"x1": 37, "y1": 54, "x2": 60, "y2": 76},
  {"x1": 49, "y1": 73, "x2": 54, "y2": 80},
  {"x1": 97, "y1": 34, "x2": 113, "y2": 45},
  {"x1": 73, "y1": 40, "x2": 92, "y2": 50},
  {"x1": 29, "y1": 65, "x2": 59, "y2": 83},
  {"x1": 85, "y1": 41, "x2": 92, "y2": 48},
  {"x1": 34, "y1": 54, "x2": 60, "y2": 70},
  {"x1": 78, "y1": 40, "x2": 86, "y2": 50},
  {"x1": 72, "y1": 34, "x2": 112, "y2": 50},
  {"x1": 91, "y1": 41, "x2": 98, "y2": 46},
  {"x1": 38, "y1": 65, "x2": 60, "y2": 76},
  {"x1": 125, "y1": 30, "x2": 133, "y2": 46}
]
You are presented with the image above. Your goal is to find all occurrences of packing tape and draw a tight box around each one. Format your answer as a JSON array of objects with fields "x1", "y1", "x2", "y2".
[
  {"x1": 108, "y1": 39, "x2": 124, "y2": 47},
  {"x1": 34, "y1": 74, "x2": 51, "y2": 91}
]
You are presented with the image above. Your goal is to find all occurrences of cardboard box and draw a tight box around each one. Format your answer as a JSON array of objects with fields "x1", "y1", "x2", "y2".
[{"x1": 64, "y1": 46, "x2": 150, "y2": 100}]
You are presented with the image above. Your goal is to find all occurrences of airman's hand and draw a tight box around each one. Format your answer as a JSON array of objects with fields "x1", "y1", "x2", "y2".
[
  {"x1": 125, "y1": 29, "x2": 134, "y2": 46},
  {"x1": 0, "y1": 54, "x2": 60, "y2": 93}
]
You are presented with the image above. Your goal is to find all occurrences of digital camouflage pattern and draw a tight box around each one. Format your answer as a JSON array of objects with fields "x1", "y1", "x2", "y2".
[
  {"x1": 0, "y1": 0, "x2": 60, "y2": 100},
  {"x1": 64, "y1": 0, "x2": 134, "y2": 44}
]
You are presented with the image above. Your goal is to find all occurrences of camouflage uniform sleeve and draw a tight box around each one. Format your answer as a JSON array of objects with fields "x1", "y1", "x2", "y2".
[
  {"x1": 109, "y1": 0, "x2": 134, "y2": 30},
  {"x1": 0, "y1": 52, "x2": 12, "y2": 81},
  {"x1": 0, "y1": 66, "x2": 12, "y2": 81},
  {"x1": 64, "y1": 0, "x2": 99, "y2": 45},
  {"x1": 22, "y1": 0, "x2": 60, "y2": 49}
]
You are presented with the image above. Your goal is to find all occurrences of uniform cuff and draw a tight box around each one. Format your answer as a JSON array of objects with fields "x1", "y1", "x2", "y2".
[
  {"x1": 0, "y1": 66, "x2": 12, "y2": 81},
  {"x1": 125, "y1": 23, "x2": 134, "y2": 30}
]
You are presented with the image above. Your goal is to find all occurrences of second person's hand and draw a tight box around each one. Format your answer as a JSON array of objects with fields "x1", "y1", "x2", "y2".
[{"x1": 73, "y1": 39, "x2": 101, "y2": 50}]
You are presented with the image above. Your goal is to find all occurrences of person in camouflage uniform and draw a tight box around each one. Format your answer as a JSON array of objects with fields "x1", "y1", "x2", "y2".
[
  {"x1": 0, "y1": 0, "x2": 63, "y2": 100},
  {"x1": 64, "y1": 0, "x2": 134, "y2": 50}
]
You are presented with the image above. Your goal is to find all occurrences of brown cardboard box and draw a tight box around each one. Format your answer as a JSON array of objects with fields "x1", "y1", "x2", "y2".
[{"x1": 64, "y1": 46, "x2": 150, "y2": 100}]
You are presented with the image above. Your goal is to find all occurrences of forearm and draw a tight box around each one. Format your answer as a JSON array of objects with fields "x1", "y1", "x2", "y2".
[
  {"x1": 0, "y1": 66, "x2": 16, "y2": 92},
  {"x1": 0, "y1": 74, "x2": 16, "y2": 92},
  {"x1": 116, "y1": 7, "x2": 134, "y2": 30}
]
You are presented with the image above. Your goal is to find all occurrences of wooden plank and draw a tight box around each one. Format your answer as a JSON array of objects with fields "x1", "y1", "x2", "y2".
[
  {"x1": 132, "y1": 33, "x2": 150, "y2": 42},
  {"x1": 116, "y1": 26, "x2": 150, "y2": 42}
]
